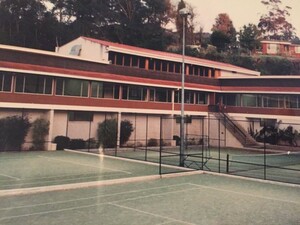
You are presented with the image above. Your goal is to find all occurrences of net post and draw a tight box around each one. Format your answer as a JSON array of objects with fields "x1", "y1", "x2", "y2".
[
  {"x1": 226, "y1": 154, "x2": 229, "y2": 173},
  {"x1": 159, "y1": 115, "x2": 162, "y2": 175}
]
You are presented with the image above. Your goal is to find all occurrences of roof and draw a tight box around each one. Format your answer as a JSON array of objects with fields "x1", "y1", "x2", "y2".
[{"x1": 80, "y1": 36, "x2": 260, "y2": 76}]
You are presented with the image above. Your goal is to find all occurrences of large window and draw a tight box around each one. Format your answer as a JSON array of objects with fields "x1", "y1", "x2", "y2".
[
  {"x1": 15, "y1": 74, "x2": 52, "y2": 94},
  {"x1": 149, "y1": 88, "x2": 171, "y2": 102},
  {"x1": 0, "y1": 72, "x2": 12, "y2": 92},
  {"x1": 56, "y1": 78, "x2": 88, "y2": 97},
  {"x1": 175, "y1": 90, "x2": 207, "y2": 105},
  {"x1": 91, "y1": 81, "x2": 119, "y2": 99},
  {"x1": 122, "y1": 85, "x2": 147, "y2": 101}
]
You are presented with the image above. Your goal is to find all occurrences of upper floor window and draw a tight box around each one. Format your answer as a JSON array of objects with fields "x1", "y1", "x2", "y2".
[
  {"x1": 0, "y1": 72, "x2": 12, "y2": 92},
  {"x1": 91, "y1": 81, "x2": 119, "y2": 99},
  {"x1": 122, "y1": 85, "x2": 147, "y2": 101},
  {"x1": 56, "y1": 78, "x2": 88, "y2": 97},
  {"x1": 149, "y1": 88, "x2": 172, "y2": 102},
  {"x1": 15, "y1": 74, "x2": 52, "y2": 94}
]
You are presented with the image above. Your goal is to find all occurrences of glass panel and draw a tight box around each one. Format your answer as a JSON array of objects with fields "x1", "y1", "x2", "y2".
[
  {"x1": 124, "y1": 54, "x2": 130, "y2": 66},
  {"x1": 91, "y1": 82, "x2": 99, "y2": 98},
  {"x1": 132, "y1": 56, "x2": 138, "y2": 67},
  {"x1": 149, "y1": 89, "x2": 155, "y2": 101},
  {"x1": 196, "y1": 92, "x2": 207, "y2": 104},
  {"x1": 139, "y1": 57, "x2": 146, "y2": 69},
  {"x1": 149, "y1": 59, "x2": 154, "y2": 70},
  {"x1": 156, "y1": 88, "x2": 167, "y2": 102},
  {"x1": 1, "y1": 73, "x2": 12, "y2": 92},
  {"x1": 15, "y1": 75, "x2": 24, "y2": 92},
  {"x1": 242, "y1": 94, "x2": 257, "y2": 107},
  {"x1": 82, "y1": 81, "x2": 88, "y2": 97},
  {"x1": 103, "y1": 83, "x2": 114, "y2": 98},
  {"x1": 122, "y1": 86, "x2": 128, "y2": 100},
  {"x1": 114, "y1": 85, "x2": 120, "y2": 99},
  {"x1": 64, "y1": 79, "x2": 82, "y2": 96},
  {"x1": 55, "y1": 78, "x2": 63, "y2": 95},
  {"x1": 45, "y1": 77, "x2": 53, "y2": 94},
  {"x1": 24, "y1": 74, "x2": 44, "y2": 93}
]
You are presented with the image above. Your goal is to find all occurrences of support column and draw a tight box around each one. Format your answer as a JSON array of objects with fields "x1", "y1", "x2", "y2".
[
  {"x1": 47, "y1": 109, "x2": 55, "y2": 151},
  {"x1": 117, "y1": 112, "x2": 121, "y2": 149}
]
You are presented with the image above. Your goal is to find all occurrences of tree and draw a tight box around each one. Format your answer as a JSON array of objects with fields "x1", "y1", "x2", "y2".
[
  {"x1": 239, "y1": 23, "x2": 261, "y2": 54},
  {"x1": 210, "y1": 30, "x2": 230, "y2": 52},
  {"x1": 175, "y1": 0, "x2": 196, "y2": 45},
  {"x1": 258, "y1": 0, "x2": 295, "y2": 41},
  {"x1": 212, "y1": 13, "x2": 236, "y2": 44},
  {"x1": 0, "y1": 0, "x2": 48, "y2": 48}
]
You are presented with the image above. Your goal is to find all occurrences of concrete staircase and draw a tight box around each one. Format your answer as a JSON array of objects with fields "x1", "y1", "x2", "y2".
[{"x1": 215, "y1": 112, "x2": 261, "y2": 148}]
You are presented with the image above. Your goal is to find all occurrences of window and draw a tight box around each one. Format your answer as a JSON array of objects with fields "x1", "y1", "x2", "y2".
[
  {"x1": 185, "y1": 91, "x2": 194, "y2": 104},
  {"x1": 0, "y1": 72, "x2": 12, "y2": 92},
  {"x1": 286, "y1": 95, "x2": 298, "y2": 108},
  {"x1": 196, "y1": 92, "x2": 207, "y2": 104},
  {"x1": 263, "y1": 95, "x2": 278, "y2": 108},
  {"x1": 15, "y1": 74, "x2": 52, "y2": 94},
  {"x1": 69, "y1": 111, "x2": 93, "y2": 121},
  {"x1": 56, "y1": 78, "x2": 88, "y2": 97},
  {"x1": 122, "y1": 85, "x2": 146, "y2": 101},
  {"x1": 242, "y1": 94, "x2": 257, "y2": 107},
  {"x1": 150, "y1": 88, "x2": 172, "y2": 102}
]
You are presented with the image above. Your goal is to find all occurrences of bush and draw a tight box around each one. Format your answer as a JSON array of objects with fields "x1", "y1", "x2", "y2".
[
  {"x1": 120, "y1": 120, "x2": 134, "y2": 146},
  {"x1": 147, "y1": 138, "x2": 158, "y2": 147},
  {"x1": 31, "y1": 118, "x2": 49, "y2": 150},
  {"x1": 0, "y1": 116, "x2": 31, "y2": 151},
  {"x1": 53, "y1": 136, "x2": 70, "y2": 150},
  {"x1": 97, "y1": 119, "x2": 118, "y2": 148},
  {"x1": 69, "y1": 139, "x2": 86, "y2": 149},
  {"x1": 97, "y1": 119, "x2": 134, "y2": 148},
  {"x1": 85, "y1": 138, "x2": 98, "y2": 149}
]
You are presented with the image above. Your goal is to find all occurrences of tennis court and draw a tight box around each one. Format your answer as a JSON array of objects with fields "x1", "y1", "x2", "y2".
[{"x1": 0, "y1": 150, "x2": 299, "y2": 225}]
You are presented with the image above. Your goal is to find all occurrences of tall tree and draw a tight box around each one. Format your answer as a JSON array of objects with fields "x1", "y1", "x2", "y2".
[
  {"x1": 211, "y1": 13, "x2": 236, "y2": 51},
  {"x1": 258, "y1": 0, "x2": 295, "y2": 40},
  {"x1": 239, "y1": 23, "x2": 261, "y2": 54},
  {"x1": 0, "y1": 0, "x2": 48, "y2": 48}
]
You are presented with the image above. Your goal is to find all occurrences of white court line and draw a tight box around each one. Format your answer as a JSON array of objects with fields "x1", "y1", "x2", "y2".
[
  {"x1": 0, "y1": 185, "x2": 201, "y2": 222},
  {"x1": 0, "y1": 170, "x2": 201, "y2": 197},
  {"x1": 38, "y1": 155, "x2": 131, "y2": 174},
  {"x1": 188, "y1": 183, "x2": 300, "y2": 205},
  {"x1": 65, "y1": 149, "x2": 194, "y2": 171},
  {"x1": 109, "y1": 203, "x2": 195, "y2": 225},
  {"x1": 0, "y1": 173, "x2": 126, "y2": 189},
  {"x1": 0, "y1": 173, "x2": 20, "y2": 181},
  {"x1": 0, "y1": 183, "x2": 190, "y2": 211}
]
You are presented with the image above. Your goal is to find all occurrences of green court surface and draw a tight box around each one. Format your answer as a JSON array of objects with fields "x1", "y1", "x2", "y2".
[
  {"x1": 0, "y1": 150, "x2": 299, "y2": 225},
  {"x1": 0, "y1": 150, "x2": 183, "y2": 190},
  {"x1": 0, "y1": 173, "x2": 299, "y2": 225}
]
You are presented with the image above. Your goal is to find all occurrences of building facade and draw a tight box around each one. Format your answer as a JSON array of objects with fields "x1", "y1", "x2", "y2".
[{"x1": 1, "y1": 36, "x2": 300, "y2": 150}]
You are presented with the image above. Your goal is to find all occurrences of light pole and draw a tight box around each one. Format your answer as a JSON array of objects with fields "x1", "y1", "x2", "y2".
[{"x1": 179, "y1": 8, "x2": 190, "y2": 167}]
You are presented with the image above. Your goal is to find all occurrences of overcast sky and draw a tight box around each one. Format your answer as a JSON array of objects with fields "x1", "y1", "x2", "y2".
[{"x1": 171, "y1": 0, "x2": 300, "y2": 37}]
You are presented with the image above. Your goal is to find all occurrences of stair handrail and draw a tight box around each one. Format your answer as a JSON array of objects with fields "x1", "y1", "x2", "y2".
[{"x1": 220, "y1": 111, "x2": 247, "y2": 143}]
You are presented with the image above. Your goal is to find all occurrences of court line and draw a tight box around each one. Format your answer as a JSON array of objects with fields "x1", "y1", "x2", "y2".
[
  {"x1": 0, "y1": 171, "x2": 201, "y2": 197},
  {"x1": 0, "y1": 183, "x2": 190, "y2": 211},
  {"x1": 0, "y1": 172, "x2": 127, "y2": 189},
  {"x1": 0, "y1": 185, "x2": 201, "y2": 222},
  {"x1": 188, "y1": 183, "x2": 300, "y2": 205},
  {"x1": 65, "y1": 149, "x2": 194, "y2": 171},
  {"x1": 0, "y1": 173, "x2": 20, "y2": 181},
  {"x1": 38, "y1": 155, "x2": 132, "y2": 174},
  {"x1": 109, "y1": 203, "x2": 195, "y2": 225}
]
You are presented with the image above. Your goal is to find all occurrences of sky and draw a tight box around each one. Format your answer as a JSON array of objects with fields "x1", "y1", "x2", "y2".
[{"x1": 171, "y1": 0, "x2": 300, "y2": 37}]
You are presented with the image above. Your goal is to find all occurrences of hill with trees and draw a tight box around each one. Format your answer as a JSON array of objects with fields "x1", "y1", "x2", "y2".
[{"x1": 0, "y1": 0, "x2": 299, "y2": 75}]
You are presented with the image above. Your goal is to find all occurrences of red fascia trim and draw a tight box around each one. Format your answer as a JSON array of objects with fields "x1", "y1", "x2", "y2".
[
  {"x1": 221, "y1": 86, "x2": 300, "y2": 93},
  {"x1": 0, "y1": 61, "x2": 220, "y2": 91}
]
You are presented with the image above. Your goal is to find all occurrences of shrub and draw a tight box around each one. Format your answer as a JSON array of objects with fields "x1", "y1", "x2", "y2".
[
  {"x1": 120, "y1": 120, "x2": 134, "y2": 146},
  {"x1": 97, "y1": 119, "x2": 118, "y2": 148},
  {"x1": 69, "y1": 139, "x2": 86, "y2": 149},
  {"x1": 31, "y1": 118, "x2": 49, "y2": 150},
  {"x1": 97, "y1": 119, "x2": 134, "y2": 148},
  {"x1": 0, "y1": 116, "x2": 31, "y2": 151},
  {"x1": 147, "y1": 138, "x2": 158, "y2": 147},
  {"x1": 85, "y1": 138, "x2": 98, "y2": 149},
  {"x1": 53, "y1": 136, "x2": 70, "y2": 150}
]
